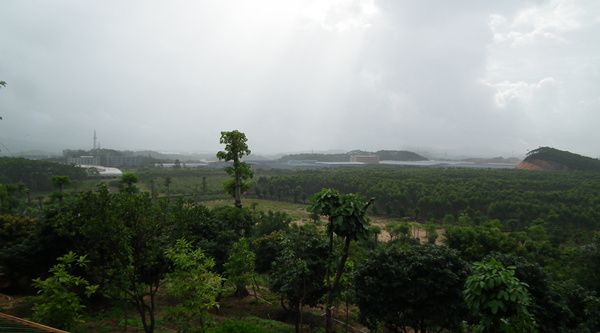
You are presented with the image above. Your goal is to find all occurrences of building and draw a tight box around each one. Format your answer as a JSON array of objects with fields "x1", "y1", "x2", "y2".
[
  {"x1": 78, "y1": 165, "x2": 123, "y2": 178},
  {"x1": 106, "y1": 154, "x2": 142, "y2": 167},
  {"x1": 350, "y1": 155, "x2": 380, "y2": 164},
  {"x1": 67, "y1": 155, "x2": 99, "y2": 165}
]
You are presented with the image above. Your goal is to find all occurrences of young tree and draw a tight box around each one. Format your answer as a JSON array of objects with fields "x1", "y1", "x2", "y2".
[
  {"x1": 119, "y1": 172, "x2": 139, "y2": 194},
  {"x1": 216, "y1": 130, "x2": 253, "y2": 237},
  {"x1": 56, "y1": 185, "x2": 171, "y2": 333},
  {"x1": 309, "y1": 188, "x2": 373, "y2": 333},
  {"x1": 50, "y1": 175, "x2": 71, "y2": 193},
  {"x1": 0, "y1": 214, "x2": 36, "y2": 250},
  {"x1": 201, "y1": 176, "x2": 208, "y2": 193},
  {"x1": 223, "y1": 237, "x2": 256, "y2": 299},
  {"x1": 164, "y1": 176, "x2": 172, "y2": 197},
  {"x1": 50, "y1": 175, "x2": 71, "y2": 202},
  {"x1": 164, "y1": 239, "x2": 224, "y2": 332},
  {"x1": 31, "y1": 252, "x2": 98, "y2": 331},
  {"x1": 463, "y1": 258, "x2": 535, "y2": 333},
  {"x1": 269, "y1": 224, "x2": 328, "y2": 333}
]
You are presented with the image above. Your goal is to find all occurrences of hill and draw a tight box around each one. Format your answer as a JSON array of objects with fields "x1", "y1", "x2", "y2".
[
  {"x1": 516, "y1": 147, "x2": 600, "y2": 171},
  {"x1": 278, "y1": 150, "x2": 428, "y2": 163}
]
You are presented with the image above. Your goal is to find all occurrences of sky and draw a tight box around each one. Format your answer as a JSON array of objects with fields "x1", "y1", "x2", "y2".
[{"x1": 1, "y1": 0, "x2": 599, "y2": 158}]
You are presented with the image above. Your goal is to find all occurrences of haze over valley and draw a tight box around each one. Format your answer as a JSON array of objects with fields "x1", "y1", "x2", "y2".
[{"x1": 1, "y1": 1, "x2": 600, "y2": 160}]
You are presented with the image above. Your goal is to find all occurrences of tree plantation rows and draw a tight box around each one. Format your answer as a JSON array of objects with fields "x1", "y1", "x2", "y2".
[
  {"x1": 254, "y1": 166, "x2": 600, "y2": 245},
  {"x1": 1, "y1": 149, "x2": 600, "y2": 332}
]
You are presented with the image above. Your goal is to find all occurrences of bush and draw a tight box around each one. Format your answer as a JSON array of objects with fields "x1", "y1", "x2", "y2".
[{"x1": 206, "y1": 319, "x2": 271, "y2": 333}]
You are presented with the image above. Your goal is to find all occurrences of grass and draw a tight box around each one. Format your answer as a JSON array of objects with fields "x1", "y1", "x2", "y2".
[{"x1": 202, "y1": 198, "x2": 313, "y2": 222}]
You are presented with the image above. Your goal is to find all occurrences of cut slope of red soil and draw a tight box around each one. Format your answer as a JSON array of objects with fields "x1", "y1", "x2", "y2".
[{"x1": 515, "y1": 158, "x2": 570, "y2": 171}]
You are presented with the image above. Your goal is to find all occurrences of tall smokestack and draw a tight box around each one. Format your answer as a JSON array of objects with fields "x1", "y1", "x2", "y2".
[{"x1": 93, "y1": 130, "x2": 97, "y2": 150}]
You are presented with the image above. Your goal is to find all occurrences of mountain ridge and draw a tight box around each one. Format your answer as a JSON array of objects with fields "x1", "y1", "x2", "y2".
[{"x1": 516, "y1": 147, "x2": 600, "y2": 171}]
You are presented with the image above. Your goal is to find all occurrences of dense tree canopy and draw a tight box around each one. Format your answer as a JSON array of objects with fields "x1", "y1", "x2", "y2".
[{"x1": 354, "y1": 244, "x2": 470, "y2": 333}]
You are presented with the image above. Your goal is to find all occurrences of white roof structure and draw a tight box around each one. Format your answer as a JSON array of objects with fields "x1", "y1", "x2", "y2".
[{"x1": 77, "y1": 165, "x2": 123, "y2": 178}]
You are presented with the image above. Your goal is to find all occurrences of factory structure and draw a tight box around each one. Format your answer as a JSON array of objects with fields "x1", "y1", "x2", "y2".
[{"x1": 67, "y1": 131, "x2": 124, "y2": 178}]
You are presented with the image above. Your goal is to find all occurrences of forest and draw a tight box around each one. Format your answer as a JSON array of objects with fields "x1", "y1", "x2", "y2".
[{"x1": 1, "y1": 149, "x2": 600, "y2": 332}]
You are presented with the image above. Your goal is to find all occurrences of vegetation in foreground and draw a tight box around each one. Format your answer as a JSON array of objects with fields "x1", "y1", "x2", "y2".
[{"x1": 1, "y1": 140, "x2": 600, "y2": 332}]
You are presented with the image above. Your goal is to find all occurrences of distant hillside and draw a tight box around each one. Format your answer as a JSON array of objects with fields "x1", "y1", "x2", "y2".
[
  {"x1": 278, "y1": 150, "x2": 428, "y2": 163},
  {"x1": 516, "y1": 147, "x2": 600, "y2": 171},
  {"x1": 278, "y1": 153, "x2": 349, "y2": 162},
  {"x1": 463, "y1": 157, "x2": 521, "y2": 164},
  {"x1": 375, "y1": 150, "x2": 428, "y2": 161}
]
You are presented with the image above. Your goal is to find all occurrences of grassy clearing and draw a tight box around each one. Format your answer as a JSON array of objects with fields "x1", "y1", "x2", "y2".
[{"x1": 202, "y1": 199, "x2": 313, "y2": 223}]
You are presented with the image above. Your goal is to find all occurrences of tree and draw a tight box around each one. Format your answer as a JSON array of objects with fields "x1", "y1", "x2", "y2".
[
  {"x1": 269, "y1": 224, "x2": 328, "y2": 333},
  {"x1": 484, "y1": 252, "x2": 583, "y2": 333},
  {"x1": 443, "y1": 224, "x2": 521, "y2": 262},
  {"x1": 119, "y1": 172, "x2": 139, "y2": 193},
  {"x1": 224, "y1": 237, "x2": 256, "y2": 299},
  {"x1": 164, "y1": 239, "x2": 225, "y2": 332},
  {"x1": 56, "y1": 185, "x2": 171, "y2": 333},
  {"x1": 463, "y1": 258, "x2": 535, "y2": 333},
  {"x1": 572, "y1": 233, "x2": 600, "y2": 295},
  {"x1": 201, "y1": 176, "x2": 208, "y2": 193},
  {"x1": 50, "y1": 175, "x2": 71, "y2": 202},
  {"x1": 217, "y1": 131, "x2": 253, "y2": 207},
  {"x1": 254, "y1": 210, "x2": 291, "y2": 237},
  {"x1": 354, "y1": 244, "x2": 470, "y2": 333},
  {"x1": 309, "y1": 188, "x2": 373, "y2": 333},
  {"x1": 164, "y1": 176, "x2": 172, "y2": 197},
  {"x1": 0, "y1": 214, "x2": 36, "y2": 250},
  {"x1": 217, "y1": 130, "x2": 254, "y2": 237},
  {"x1": 50, "y1": 175, "x2": 71, "y2": 193},
  {"x1": 31, "y1": 252, "x2": 98, "y2": 331}
]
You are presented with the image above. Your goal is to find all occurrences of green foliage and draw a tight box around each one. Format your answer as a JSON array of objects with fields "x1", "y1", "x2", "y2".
[
  {"x1": 50, "y1": 175, "x2": 71, "y2": 192},
  {"x1": 164, "y1": 239, "x2": 225, "y2": 332},
  {"x1": 206, "y1": 319, "x2": 276, "y2": 333},
  {"x1": 224, "y1": 237, "x2": 256, "y2": 298},
  {"x1": 525, "y1": 146, "x2": 600, "y2": 171},
  {"x1": 31, "y1": 252, "x2": 98, "y2": 330},
  {"x1": 258, "y1": 166, "x2": 600, "y2": 245},
  {"x1": 0, "y1": 214, "x2": 36, "y2": 250},
  {"x1": 254, "y1": 210, "x2": 291, "y2": 237},
  {"x1": 309, "y1": 188, "x2": 371, "y2": 242},
  {"x1": 119, "y1": 172, "x2": 139, "y2": 193},
  {"x1": 484, "y1": 252, "x2": 595, "y2": 333},
  {"x1": 354, "y1": 244, "x2": 470, "y2": 333},
  {"x1": 277, "y1": 150, "x2": 426, "y2": 163},
  {"x1": 55, "y1": 184, "x2": 172, "y2": 333},
  {"x1": 443, "y1": 224, "x2": 521, "y2": 262},
  {"x1": 0, "y1": 157, "x2": 87, "y2": 192},
  {"x1": 269, "y1": 224, "x2": 328, "y2": 313},
  {"x1": 217, "y1": 130, "x2": 254, "y2": 211},
  {"x1": 309, "y1": 188, "x2": 372, "y2": 332},
  {"x1": 570, "y1": 233, "x2": 600, "y2": 295},
  {"x1": 464, "y1": 258, "x2": 535, "y2": 333},
  {"x1": 253, "y1": 230, "x2": 286, "y2": 273},
  {"x1": 136, "y1": 168, "x2": 228, "y2": 198}
]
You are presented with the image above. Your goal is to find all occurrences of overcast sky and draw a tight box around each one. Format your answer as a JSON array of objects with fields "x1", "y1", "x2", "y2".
[{"x1": 1, "y1": 0, "x2": 599, "y2": 158}]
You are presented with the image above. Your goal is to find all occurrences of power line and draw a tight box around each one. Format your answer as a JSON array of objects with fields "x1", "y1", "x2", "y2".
[{"x1": 0, "y1": 138, "x2": 14, "y2": 156}]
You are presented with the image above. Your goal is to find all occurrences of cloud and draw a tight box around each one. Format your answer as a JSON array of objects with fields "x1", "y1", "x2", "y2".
[
  {"x1": 0, "y1": 0, "x2": 599, "y2": 158},
  {"x1": 300, "y1": 0, "x2": 379, "y2": 32}
]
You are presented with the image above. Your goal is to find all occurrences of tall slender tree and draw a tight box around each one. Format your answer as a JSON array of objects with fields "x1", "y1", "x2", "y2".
[
  {"x1": 216, "y1": 130, "x2": 253, "y2": 237},
  {"x1": 309, "y1": 188, "x2": 373, "y2": 333}
]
